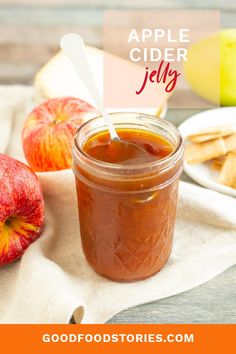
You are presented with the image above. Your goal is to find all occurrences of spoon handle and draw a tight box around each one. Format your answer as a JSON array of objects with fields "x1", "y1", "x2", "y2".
[{"x1": 60, "y1": 33, "x2": 119, "y2": 140}]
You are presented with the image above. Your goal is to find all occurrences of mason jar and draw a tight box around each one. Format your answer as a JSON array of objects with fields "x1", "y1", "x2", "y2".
[{"x1": 73, "y1": 112, "x2": 184, "y2": 282}]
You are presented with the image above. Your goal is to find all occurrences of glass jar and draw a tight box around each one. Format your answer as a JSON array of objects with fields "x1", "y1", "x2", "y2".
[{"x1": 73, "y1": 112, "x2": 184, "y2": 282}]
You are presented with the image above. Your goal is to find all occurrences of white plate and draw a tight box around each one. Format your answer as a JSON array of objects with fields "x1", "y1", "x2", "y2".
[{"x1": 178, "y1": 107, "x2": 236, "y2": 197}]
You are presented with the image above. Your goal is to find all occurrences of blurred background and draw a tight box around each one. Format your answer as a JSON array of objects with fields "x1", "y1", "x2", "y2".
[{"x1": 0, "y1": 0, "x2": 234, "y2": 85}]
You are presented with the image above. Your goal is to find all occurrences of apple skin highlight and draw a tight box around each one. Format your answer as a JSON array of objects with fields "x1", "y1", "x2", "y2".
[
  {"x1": 0, "y1": 154, "x2": 45, "y2": 266},
  {"x1": 22, "y1": 97, "x2": 98, "y2": 172}
]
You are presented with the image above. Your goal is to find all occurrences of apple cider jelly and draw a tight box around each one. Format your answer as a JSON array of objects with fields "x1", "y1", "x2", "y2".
[{"x1": 73, "y1": 113, "x2": 184, "y2": 282}]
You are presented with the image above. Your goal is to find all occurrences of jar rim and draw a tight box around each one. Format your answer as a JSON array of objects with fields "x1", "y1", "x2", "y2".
[{"x1": 73, "y1": 112, "x2": 184, "y2": 173}]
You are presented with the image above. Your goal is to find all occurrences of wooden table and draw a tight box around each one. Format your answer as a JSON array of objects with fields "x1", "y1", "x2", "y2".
[
  {"x1": 0, "y1": 0, "x2": 234, "y2": 85},
  {"x1": 108, "y1": 266, "x2": 236, "y2": 324},
  {"x1": 107, "y1": 109, "x2": 236, "y2": 324}
]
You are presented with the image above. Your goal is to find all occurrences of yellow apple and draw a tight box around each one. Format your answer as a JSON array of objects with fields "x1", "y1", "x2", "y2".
[{"x1": 184, "y1": 29, "x2": 236, "y2": 106}]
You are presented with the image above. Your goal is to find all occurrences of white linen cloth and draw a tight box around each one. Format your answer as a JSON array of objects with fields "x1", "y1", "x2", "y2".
[{"x1": 0, "y1": 85, "x2": 235, "y2": 324}]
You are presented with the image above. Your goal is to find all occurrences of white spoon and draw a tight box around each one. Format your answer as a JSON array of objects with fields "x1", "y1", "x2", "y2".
[{"x1": 60, "y1": 33, "x2": 148, "y2": 161}]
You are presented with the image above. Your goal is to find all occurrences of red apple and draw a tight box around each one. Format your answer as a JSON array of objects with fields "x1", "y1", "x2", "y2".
[
  {"x1": 22, "y1": 97, "x2": 98, "y2": 171},
  {"x1": 0, "y1": 154, "x2": 44, "y2": 266}
]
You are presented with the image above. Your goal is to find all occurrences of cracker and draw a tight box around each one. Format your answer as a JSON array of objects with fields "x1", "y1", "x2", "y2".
[
  {"x1": 187, "y1": 126, "x2": 234, "y2": 143},
  {"x1": 185, "y1": 138, "x2": 227, "y2": 164},
  {"x1": 218, "y1": 152, "x2": 236, "y2": 188},
  {"x1": 211, "y1": 155, "x2": 226, "y2": 171},
  {"x1": 223, "y1": 133, "x2": 236, "y2": 152},
  {"x1": 212, "y1": 161, "x2": 221, "y2": 171}
]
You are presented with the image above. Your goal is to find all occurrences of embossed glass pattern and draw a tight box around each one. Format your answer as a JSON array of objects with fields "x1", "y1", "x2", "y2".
[{"x1": 73, "y1": 113, "x2": 184, "y2": 282}]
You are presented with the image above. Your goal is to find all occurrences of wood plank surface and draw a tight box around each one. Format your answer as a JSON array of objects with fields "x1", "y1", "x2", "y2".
[
  {"x1": 0, "y1": 1, "x2": 233, "y2": 84},
  {"x1": 107, "y1": 266, "x2": 236, "y2": 323},
  {"x1": 0, "y1": 1, "x2": 236, "y2": 10}
]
